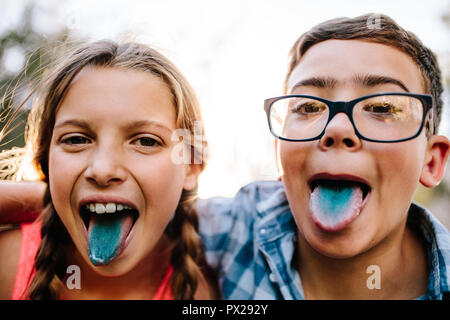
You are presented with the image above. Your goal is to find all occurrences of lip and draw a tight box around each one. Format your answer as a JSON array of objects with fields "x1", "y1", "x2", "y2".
[
  {"x1": 78, "y1": 195, "x2": 138, "y2": 212},
  {"x1": 307, "y1": 172, "x2": 371, "y2": 192},
  {"x1": 77, "y1": 194, "x2": 140, "y2": 264},
  {"x1": 307, "y1": 172, "x2": 372, "y2": 232}
]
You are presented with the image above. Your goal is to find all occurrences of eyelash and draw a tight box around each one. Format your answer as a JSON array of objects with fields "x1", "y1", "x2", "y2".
[
  {"x1": 60, "y1": 134, "x2": 163, "y2": 149},
  {"x1": 60, "y1": 135, "x2": 91, "y2": 145},
  {"x1": 131, "y1": 136, "x2": 163, "y2": 148}
]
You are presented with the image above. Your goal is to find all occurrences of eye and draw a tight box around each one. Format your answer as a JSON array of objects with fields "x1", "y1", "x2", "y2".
[
  {"x1": 363, "y1": 103, "x2": 401, "y2": 115},
  {"x1": 131, "y1": 136, "x2": 162, "y2": 148},
  {"x1": 61, "y1": 135, "x2": 91, "y2": 145},
  {"x1": 291, "y1": 102, "x2": 326, "y2": 115}
]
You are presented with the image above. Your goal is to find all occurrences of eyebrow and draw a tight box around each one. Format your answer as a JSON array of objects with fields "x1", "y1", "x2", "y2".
[
  {"x1": 289, "y1": 74, "x2": 410, "y2": 93},
  {"x1": 54, "y1": 119, "x2": 173, "y2": 134}
]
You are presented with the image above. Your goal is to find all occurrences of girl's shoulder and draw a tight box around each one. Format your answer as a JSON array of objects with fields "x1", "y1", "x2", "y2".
[{"x1": 0, "y1": 227, "x2": 22, "y2": 299}]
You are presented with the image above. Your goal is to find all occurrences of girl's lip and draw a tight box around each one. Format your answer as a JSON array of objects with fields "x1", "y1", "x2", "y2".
[
  {"x1": 78, "y1": 195, "x2": 138, "y2": 212},
  {"x1": 77, "y1": 207, "x2": 140, "y2": 265}
]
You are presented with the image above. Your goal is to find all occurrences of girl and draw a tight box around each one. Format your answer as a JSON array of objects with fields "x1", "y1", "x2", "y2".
[{"x1": 0, "y1": 40, "x2": 217, "y2": 299}]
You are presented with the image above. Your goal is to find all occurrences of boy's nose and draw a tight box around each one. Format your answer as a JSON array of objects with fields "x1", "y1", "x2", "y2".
[
  {"x1": 84, "y1": 146, "x2": 127, "y2": 187},
  {"x1": 318, "y1": 113, "x2": 362, "y2": 151}
]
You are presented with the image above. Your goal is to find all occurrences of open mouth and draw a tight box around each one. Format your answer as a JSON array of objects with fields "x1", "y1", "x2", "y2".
[
  {"x1": 309, "y1": 179, "x2": 371, "y2": 200},
  {"x1": 80, "y1": 202, "x2": 139, "y2": 231},
  {"x1": 308, "y1": 177, "x2": 371, "y2": 232},
  {"x1": 79, "y1": 202, "x2": 139, "y2": 265}
]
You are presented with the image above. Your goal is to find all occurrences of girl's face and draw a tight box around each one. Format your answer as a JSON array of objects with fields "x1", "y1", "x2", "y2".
[{"x1": 49, "y1": 66, "x2": 199, "y2": 275}]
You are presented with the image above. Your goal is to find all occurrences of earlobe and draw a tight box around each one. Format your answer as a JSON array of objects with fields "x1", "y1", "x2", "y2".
[{"x1": 419, "y1": 135, "x2": 450, "y2": 188}]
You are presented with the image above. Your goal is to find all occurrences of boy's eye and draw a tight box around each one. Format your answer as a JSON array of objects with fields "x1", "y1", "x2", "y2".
[
  {"x1": 363, "y1": 103, "x2": 401, "y2": 115},
  {"x1": 292, "y1": 102, "x2": 326, "y2": 114},
  {"x1": 61, "y1": 135, "x2": 91, "y2": 145}
]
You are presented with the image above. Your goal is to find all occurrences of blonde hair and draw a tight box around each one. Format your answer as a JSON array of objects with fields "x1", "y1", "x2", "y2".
[{"x1": 2, "y1": 40, "x2": 212, "y2": 299}]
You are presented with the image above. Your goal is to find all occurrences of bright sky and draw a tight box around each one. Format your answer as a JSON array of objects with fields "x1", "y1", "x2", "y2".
[{"x1": 2, "y1": 0, "x2": 450, "y2": 198}]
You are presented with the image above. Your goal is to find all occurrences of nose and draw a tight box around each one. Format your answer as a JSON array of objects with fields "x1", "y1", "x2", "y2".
[
  {"x1": 319, "y1": 113, "x2": 362, "y2": 151},
  {"x1": 84, "y1": 144, "x2": 127, "y2": 187}
]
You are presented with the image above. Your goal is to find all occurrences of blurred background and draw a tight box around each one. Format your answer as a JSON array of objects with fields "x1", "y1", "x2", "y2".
[{"x1": 0, "y1": 0, "x2": 449, "y2": 228}]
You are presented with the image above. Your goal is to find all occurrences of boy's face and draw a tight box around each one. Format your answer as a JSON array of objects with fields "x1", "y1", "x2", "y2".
[{"x1": 279, "y1": 39, "x2": 432, "y2": 258}]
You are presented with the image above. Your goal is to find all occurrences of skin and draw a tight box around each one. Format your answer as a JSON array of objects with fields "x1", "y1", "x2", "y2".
[
  {"x1": 278, "y1": 39, "x2": 450, "y2": 299},
  {"x1": 1, "y1": 40, "x2": 449, "y2": 300},
  {"x1": 0, "y1": 67, "x2": 212, "y2": 299}
]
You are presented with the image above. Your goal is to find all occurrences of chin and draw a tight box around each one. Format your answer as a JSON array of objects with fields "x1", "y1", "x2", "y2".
[{"x1": 301, "y1": 219, "x2": 375, "y2": 260}]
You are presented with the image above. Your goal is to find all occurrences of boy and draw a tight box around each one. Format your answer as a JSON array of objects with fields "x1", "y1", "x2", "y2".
[
  {"x1": 1, "y1": 13, "x2": 450, "y2": 299},
  {"x1": 199, "y1": 13, "x2": 450, "y2": 299}
]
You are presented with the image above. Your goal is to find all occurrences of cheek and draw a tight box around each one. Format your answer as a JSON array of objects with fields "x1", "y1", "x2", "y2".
[
  {"x1": 137, "y1": 152, "x2": 186, "y2": 222},
  {"x1": 48, "y1": 147, "x2": 80, "y2": 214},
  {"x1": 279, "y1": 141, "x2": 308, "y2": 175},
  {"x1": 374, "y1": 140, "x2": 425, "y2": 201},
  {"x1": 278, "y1": 141, "x2": 312, "y2": 221}
]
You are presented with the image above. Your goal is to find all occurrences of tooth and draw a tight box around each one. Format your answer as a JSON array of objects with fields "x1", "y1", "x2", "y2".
[
  {"x1": 89, "y1": 203, "x2": 96, "y2": 212},
  {"x1": 117, "y1": 204, "x2": 124, "y2": 211},
  {"x1": 95, "y1": 203, "x2": 106, "y2": 214},
  {"x1": 124, "y1": 205, "x2": 130, "y2": 210},
  {"x1": 105, "y1": 203, "x2": 116, "y2": 213}
]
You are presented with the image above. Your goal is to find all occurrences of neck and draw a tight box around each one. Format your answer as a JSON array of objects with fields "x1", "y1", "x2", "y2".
[
  {"x1": 297, "y1": 222, "x2": 429, "y2": 299},
  {"x1": 59, "y1": 237, "x2": 171, "y2": 299}
]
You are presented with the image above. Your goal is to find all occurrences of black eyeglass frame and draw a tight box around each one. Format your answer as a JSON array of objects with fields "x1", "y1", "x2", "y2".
[{"x1": 264, "y1": 92, "x2": 434, "y2": 143}]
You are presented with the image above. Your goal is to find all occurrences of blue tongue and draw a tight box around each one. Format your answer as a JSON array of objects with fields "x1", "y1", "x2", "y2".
[
  {"x1": 316, "y1": 184, "x2": 355, "y2": 215},
  {"x1": 88, "y1": 214, "x2": 133, "y2": 265},
  {"x1": 309, "y1": 181, "x2": 363, "y2": 230}
]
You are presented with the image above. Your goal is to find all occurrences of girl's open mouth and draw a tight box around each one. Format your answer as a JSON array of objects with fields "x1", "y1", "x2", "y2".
[
  {"x1": 79, "y1": 202, "x2": 139, "y2": 265},
  {"x1": 308, "y1": 178, "x2": 371, "y2": 232}
]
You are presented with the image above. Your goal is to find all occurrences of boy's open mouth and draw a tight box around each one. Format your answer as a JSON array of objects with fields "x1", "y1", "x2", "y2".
[
  {"x1": 79, "y1": 202, "x2": 139, "y2": 265},
  {"x1": 308, "y1": 177, "x2": 371, "y2": 232}
]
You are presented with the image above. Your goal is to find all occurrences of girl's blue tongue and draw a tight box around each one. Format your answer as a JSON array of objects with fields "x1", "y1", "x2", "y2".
[
  {"x1": 309, "y1": 181, "x2": 363, "y2": 231},
  {"x1": 88, "y1": 214, "x2": 133, "y2": 265}
]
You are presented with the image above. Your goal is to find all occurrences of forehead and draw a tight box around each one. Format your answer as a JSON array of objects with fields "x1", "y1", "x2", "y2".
[
  {"x1": 287, "y1": 39, "x2": 425, "y2": 94},
  {"x1": 55, "y1": 66, "x2": 176, "y2": 128}
]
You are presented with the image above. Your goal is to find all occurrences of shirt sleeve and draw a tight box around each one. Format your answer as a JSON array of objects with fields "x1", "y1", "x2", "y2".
[{"x1": 197, "y1": 196, "x2": 236, "y2": 272}]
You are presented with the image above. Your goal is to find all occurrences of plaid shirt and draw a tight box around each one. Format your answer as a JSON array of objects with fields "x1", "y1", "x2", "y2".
[{"x1": 198, "y1": 180, "x2": 450, "y2": 300}]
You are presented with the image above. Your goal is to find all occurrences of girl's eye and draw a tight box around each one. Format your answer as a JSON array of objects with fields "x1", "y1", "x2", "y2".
[
  {"x1": 61, "y1": 135, "x2": 90, "y2": 145},
  {"x1": 132, "y1": 136, "x2": 162, "y2": 148}
]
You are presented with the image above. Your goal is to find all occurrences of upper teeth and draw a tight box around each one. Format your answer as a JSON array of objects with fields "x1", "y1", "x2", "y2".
[{"x1": 86, "y1": 203, "x2": 132, "y2": 214}]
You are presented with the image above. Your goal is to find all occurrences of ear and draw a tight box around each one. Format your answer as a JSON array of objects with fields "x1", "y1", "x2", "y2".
[
  {"x1": 419, "y1": 135, "x2": 450, "y2": 188},
  {"x1": 183, "y1": 164, "x2": 202, "y2": 191}
]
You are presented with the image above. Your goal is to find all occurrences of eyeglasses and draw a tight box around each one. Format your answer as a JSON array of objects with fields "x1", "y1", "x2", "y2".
[{"x1": 264, "y1": 92, "x2": 434, "y2": 143}]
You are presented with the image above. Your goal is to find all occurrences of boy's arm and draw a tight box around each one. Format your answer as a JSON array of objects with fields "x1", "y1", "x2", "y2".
[{"x1": 0, "y1": 181, "x2": 45, "y2": 224}]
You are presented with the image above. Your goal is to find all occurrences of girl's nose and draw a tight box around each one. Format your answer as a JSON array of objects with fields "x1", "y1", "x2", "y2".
[{"x1": 84, "y1": 146, "x2": 127, "y2": 187}]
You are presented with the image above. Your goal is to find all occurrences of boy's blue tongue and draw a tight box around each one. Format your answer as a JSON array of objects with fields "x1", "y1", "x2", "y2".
[
  {"x1": 309, "y1": 181, "x2": 363, "y2": 231},
  {"x1": 88, "y1": 213, "x2": 133, "y2": 265}
]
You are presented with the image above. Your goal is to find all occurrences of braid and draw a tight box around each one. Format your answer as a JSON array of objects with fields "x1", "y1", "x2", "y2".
[
  {"x1": 166, "y1": 189, "x2": 208, "y2": 299},
  {"x1": 27, "y1": 187, "x2": 69, "y2": 299}
]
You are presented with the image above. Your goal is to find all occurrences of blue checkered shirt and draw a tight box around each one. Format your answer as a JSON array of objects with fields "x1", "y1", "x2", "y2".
[{"x1": 197, "y1": 180, "x2": 450, "y2": 300}]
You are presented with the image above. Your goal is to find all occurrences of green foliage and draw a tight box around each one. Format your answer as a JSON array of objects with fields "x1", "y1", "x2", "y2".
[{"x1": 0, "y1": 4, "x2": 69, "y2": 152}]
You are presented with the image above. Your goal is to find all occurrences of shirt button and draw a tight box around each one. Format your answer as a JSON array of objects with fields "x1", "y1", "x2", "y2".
[
  {"x1": 269, "y1": 273, "x2": 276, "y2": 282},
  {"x1": 260, "y1": 229, "x2": 266, "y2": 235}
]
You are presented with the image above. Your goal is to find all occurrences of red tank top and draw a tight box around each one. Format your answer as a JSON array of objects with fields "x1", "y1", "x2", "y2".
[{"x1": 11, "y1": 220, "x2": 173, "y2": 300}]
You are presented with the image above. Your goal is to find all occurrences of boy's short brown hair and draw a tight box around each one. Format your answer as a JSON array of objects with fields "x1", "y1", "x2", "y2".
[{"x1": 285, "y1": 13, "x2": 444, "y2": 132}]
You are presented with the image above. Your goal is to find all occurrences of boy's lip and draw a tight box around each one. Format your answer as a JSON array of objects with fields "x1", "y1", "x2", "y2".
[
  {"x1": 307, "y1": 173, "x2": 371, "y2": 192},
  {"x1": 307, "y1": 172, "x2": 372, "y2": 232}
]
